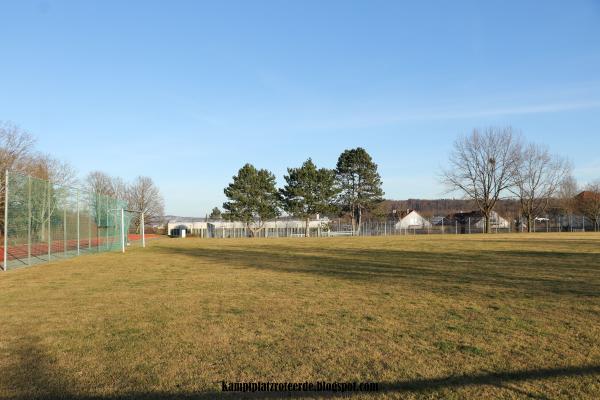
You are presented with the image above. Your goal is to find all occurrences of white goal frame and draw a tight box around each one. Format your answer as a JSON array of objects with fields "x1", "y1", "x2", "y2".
[{"x1": 109, "y1": 208, "x2": 146, "y2": 253}]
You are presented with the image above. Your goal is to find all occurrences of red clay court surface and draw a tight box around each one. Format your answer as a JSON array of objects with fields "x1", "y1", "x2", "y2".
[{"x1": 1, "y1": 234, "x2": 161, "y2": 264}]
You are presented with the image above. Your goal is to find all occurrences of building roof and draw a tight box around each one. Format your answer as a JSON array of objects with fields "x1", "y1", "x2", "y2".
[
  {"x1": 575, "y1": 191, "x2": 600, "y2": 201},
  {"x1": 393, "y1": 209, "x2": 418, "y2": 219}
]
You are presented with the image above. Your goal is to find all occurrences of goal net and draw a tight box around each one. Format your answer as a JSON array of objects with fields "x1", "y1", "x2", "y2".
[{"x1": 1, "y1": 170, "x2": 144, "y2": 271}]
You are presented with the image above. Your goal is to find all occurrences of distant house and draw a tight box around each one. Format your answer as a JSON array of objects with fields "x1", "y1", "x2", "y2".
[
  {"x1": 575, "y1": 190, "x2": 600, "y2": 204},
  {"x1": 445, "y1": 210, "x2": 510, "y2": 231},
  {"x1": 395, "y1": 210, "x2": 432, "y2": 230},
  {"x1": 430, "y1": 216, "x2": 445, "y2": 225}
]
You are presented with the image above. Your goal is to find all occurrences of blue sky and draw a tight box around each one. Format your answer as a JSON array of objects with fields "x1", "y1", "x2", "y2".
[{"x1": 1, "y1": 0, "x2": 599, "y2": 216}]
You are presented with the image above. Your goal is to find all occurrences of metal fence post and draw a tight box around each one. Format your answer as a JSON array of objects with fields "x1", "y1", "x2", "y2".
[
  {"x1": 48, "y1": 180, "x2": 51, "y2": 262},
  {"x1": 28, "y1": 175, "x2": 31, "y2": 266},
  {"x1": 76, "y1": 189, "x2": 80, "y2": 256},
  {"x1": 105, "y1": 197, "x2": 109, "y2": 249},
  {"x1": 88, "y1": 202, "x2": 92, "y2": 251},
  {"x1": 141, "y1": 212, "x2": 145, "y2": 248},
  {"x1": 3, "y1": 170, "x2": 9, "y2": 271},
  {"x1": 63, "y1": 207, "x2": 67, "y2": 255},
  {"x1": 121, "y1": 208, "x2": 125, "y2": 253}
]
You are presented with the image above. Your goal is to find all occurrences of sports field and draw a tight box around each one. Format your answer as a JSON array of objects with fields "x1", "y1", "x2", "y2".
[{"x1": 1, "y1": 233, "x2": 599, "y2": 399}]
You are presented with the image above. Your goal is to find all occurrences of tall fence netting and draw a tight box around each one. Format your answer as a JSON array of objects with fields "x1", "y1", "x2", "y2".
[{"x1": 2, "y1": 171, "x2": 136, "y2": 270}]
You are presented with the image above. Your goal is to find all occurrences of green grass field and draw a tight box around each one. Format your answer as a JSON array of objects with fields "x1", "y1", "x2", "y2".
[{"x1": 1, "y1": 233, "x2": 599, "y2": 399}]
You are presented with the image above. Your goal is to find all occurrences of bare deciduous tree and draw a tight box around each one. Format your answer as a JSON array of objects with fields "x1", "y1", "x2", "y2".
[
  {"x1": 126, "y1": 176, "x2": 165, "y2": 232},
  {"x1": 25, "y1": 153, "x2": 76, "y2": 186},
  {"x1": 0, "y1": 122, "x2": 37, "y2": 230},
  {"x1": 86, "y1": 171, "x2": 115, "y2": 196},
  {"x1": 18, "y1": 153, "x2": 77, "y2": 241},
  {"x1": 557, "y1": 175, "x2": 579, "y2": 216},
  {"x1": 86, "y1": 171, "x2": 127, "y2": 199},
  {"x1": 1, "y1": 122, "x2": 76, "y2": 188},
  {"x1": 110, "y1": 177, "x2": 127, "y2": 201},
  {"x1": 86, "y1": 172, "x2": 164, "y2": 232},
  {"x1": 442, "y1": 127, "x2": 522, "y2": 233},
  {"x1": 579, "y1": 180, "x2": 600, "y2": 231},
  {"x1": 0, "y1": 122, "x2": 36, "y2": 174},
  {"x1": 511, "y1": 143, "x2": 571, "y2": 232},
  {"x1": 86, "y1": 171, "x2": 120, "y2": 228}
]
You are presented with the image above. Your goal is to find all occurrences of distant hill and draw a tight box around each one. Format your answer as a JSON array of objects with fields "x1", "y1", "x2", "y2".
[
  {"x1": 363, "y1": 198, "x2": 522, "y2": 220},
  {"x1": 163, "y1": 215, "x2": 207, "y2": 222},
  {"x1": 166, "y1": 198, "x2": 527, "y2": 224}
]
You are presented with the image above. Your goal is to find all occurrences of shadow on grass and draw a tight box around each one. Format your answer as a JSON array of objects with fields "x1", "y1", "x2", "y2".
[
  {"x1": 5, "y1": 339, "x2": 600, "y2": 400},
  {"x1": 3, "y1": 336, "x2": 71, "y2": 398},
  {"x1": 153, "y1": 244, "x2": 600, "y2": 297}
]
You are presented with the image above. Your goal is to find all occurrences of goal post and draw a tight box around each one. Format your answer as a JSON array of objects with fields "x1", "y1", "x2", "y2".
[{"x1": 108, "y1": 207, "x2": 145, "y2": 253}]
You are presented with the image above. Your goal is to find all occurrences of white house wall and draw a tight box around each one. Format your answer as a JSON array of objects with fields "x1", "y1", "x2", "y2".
[{"x1": 168, "y1": 219, "x2": 329, "y2": 235}]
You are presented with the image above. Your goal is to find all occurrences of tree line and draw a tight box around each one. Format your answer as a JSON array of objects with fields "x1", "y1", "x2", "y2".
[
  {"x1": 441, "y1": 126, "x2": 599, "y2": 232},
  {"x1": 369, "y1": 198, "x2": 522, "y2": 221},
  {"x1": 221, "y1": 147, "x2": 384, "y2": 236},
  {"x1": 0, "y1": 122, "x2": 165, "y2": 232},
  {"x1": 221, "y1": 126, "x2": 599, "y2": 236},
  {"x1": 85, "y1": 171, "x2": 165, "y2": 231}
]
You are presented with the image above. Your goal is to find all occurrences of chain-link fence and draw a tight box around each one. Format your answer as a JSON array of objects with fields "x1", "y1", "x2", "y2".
[
  {"x1": 170, "y1": 214, "x2": 599, "y2": 239},
  {"x1": 2, "y1": 171, "x2": 145, "y2": 271},
  {"x1": 343, "y1": 216, "x2": 598, "y2": 235}
]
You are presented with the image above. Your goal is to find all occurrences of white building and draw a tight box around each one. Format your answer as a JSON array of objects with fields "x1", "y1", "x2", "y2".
[
  {"x1": 167, "y1": 220, "x2": 208, "y2": 237},
  {"x1": 167, "y1": 216, "x2": 330, "y2": 238},
  {"x1": 465, "y1": 211, "x2": 510, "y2": 229},
  {"x1": 446, "y1": 210, "x2": 511, "y2": 230},
  {"x1": 395, "y1": 210, "x2": 432, "y2": 230},
  {"x1": 263, "y1": 219, "x2": 328, "y2": 229}
]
